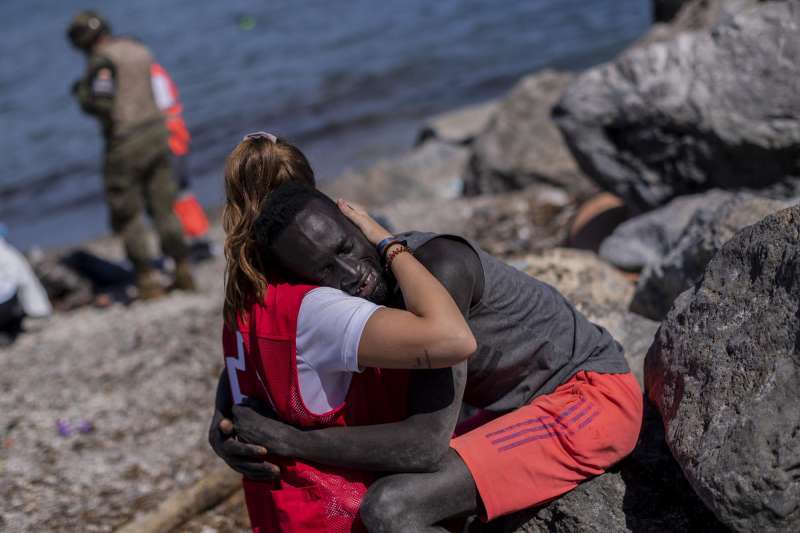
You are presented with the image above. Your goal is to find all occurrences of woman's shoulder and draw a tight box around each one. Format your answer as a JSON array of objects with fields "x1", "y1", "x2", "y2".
[{"x1": 228, "y1": 283, "x2": 326, "y2": 337}]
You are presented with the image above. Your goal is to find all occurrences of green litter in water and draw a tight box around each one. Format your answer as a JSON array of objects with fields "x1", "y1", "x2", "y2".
[{"x1": 239, "y1": 16, "x2": 256, "y2": 30}]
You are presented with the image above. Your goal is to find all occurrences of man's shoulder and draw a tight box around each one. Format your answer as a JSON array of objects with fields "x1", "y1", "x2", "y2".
[
  {"x1": 403, "y1": 233, "x2": 485, "y2": 306},
  {"x1": 96, "y1": 36, "x2": 151, "y2": 61},
  {"x1": 413, "y1": 235, "x2": 480, "y2": 273}
]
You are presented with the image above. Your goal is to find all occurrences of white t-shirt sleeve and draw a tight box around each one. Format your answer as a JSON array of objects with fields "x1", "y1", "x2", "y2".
[{"x1": 295, "y1": 287, "x2": 382, "y2": 414}]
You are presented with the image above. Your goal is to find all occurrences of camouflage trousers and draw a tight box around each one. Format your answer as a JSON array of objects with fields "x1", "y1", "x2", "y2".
[{"x1": 103, "y1": 122, "x2": 188, "y2": 274}]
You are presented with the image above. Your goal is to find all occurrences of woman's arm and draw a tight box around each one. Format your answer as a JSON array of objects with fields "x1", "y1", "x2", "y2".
[{"x1": 337, "y1": 200, "x2": 477, "y2": 369}]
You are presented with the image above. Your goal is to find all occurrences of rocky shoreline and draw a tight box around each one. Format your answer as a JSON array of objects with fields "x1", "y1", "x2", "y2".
[{"x1": 2, "y1": 1, "x2": 799, "y2": 531}]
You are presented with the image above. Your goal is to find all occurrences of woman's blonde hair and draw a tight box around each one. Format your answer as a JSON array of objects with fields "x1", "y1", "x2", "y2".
[{"x1": 222, "y1": 135, "x2": 315, "y2": 326}]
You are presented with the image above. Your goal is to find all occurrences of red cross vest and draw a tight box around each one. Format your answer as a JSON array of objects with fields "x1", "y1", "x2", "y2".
[{"x1": 222, "y1": 283, "x2": 408, "y2": 532}]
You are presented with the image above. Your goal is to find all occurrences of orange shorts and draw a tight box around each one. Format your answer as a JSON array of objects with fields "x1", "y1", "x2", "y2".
[{"x1": 451, "y1": 371, "x2": 643, "y2": 521}]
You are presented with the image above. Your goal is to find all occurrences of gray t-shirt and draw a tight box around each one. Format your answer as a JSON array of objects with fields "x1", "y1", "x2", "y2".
[{"x1": 400, "y1": 231, "x2": 629, "y2": 412}]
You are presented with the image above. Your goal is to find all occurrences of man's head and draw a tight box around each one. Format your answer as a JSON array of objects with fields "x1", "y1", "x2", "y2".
[
  {"x1": 254, "y1": 182, "x2": 390, "y2": 303},
  {"x1": 67, "y1": 10, "x2": 110, "y2": 52}
]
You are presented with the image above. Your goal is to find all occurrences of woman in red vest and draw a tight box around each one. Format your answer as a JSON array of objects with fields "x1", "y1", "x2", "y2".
[{"x1": 217, "y1": 132, "x2": 475, "y2": 532}]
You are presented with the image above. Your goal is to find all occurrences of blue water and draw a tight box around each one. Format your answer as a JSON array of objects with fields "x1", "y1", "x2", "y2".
[{"x1": 0, "y1": 0, "x2": 650, "y2": 250}]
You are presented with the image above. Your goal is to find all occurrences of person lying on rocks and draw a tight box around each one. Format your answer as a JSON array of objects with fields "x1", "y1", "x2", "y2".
[{"x1": 210, "y1": 137, "x2": 643, "y2": 531}]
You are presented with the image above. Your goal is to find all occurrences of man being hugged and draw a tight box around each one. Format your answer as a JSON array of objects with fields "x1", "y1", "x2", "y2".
[{"x1": 212, "y1": 158, "x2": 642, "y2": 531}]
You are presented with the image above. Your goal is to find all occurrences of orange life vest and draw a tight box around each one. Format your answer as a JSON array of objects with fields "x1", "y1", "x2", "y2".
[{"x1": 150, "y1": 62, "x2": 191, "y2": 156}]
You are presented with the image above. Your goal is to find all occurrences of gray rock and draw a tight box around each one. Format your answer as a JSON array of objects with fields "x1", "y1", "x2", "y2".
[
  {"x1": 377, "y1": 184, "x2": 574, "y2": 258},
  {"x1": 630, "y1": 194, "x2": 796, "y2": 320},
  {"x1": 323, "y1": 139, "x2": 469, "y2": 207},
  {"x1": 465, "y1": 70, "x2": 596, "y2": 198},
  {"x1": 554, "y1": 2, "x2": 800, "y2": 212},
  {"x1": 599, "y1": 189, "x2": 734, "y2": 272},
  {"x1": 517, "y1": 248, "x2": 634, "y2": 312},
  {"x1": 416, "y1": 100, "x2": 498, "y2": 146},
  {"x1": 645, "y1": 205, "x2": 800, "y2": 532}
]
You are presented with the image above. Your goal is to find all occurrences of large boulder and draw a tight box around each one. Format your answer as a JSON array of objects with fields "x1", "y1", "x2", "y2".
[
  {"x1": 554, "y1": 1, "x2": 800, "y2": 212},
  {"x1": 630, "y1": 194, "x2": 796, "y2": 320},
  {"x1": 465, "y1": 70, "x2": 596, "y2": 198},
  {"x1": 645, "y1": 205, "x2": 800, "y2": 531}
]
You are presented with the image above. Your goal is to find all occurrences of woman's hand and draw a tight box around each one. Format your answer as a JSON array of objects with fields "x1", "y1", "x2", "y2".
[{"x1": 337, "y1": 199, "x2": 391, "y2": 246}]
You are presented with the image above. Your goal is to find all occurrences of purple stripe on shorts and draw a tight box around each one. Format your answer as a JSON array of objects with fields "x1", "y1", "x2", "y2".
[
  {"x1": 489, "y1": 403, "x2": 595, "y2": 445},
  {"x1": 577, "y1": 409, "x2": 600, "y2": 429},
  {"x1": 497, "y1": 431, "x2": 560, "y2": 451},
  {"x1": 484, "y1": 397, "x2": 587, "y2": 439},
  {"x1": 496, "y1": 408, "x2": 601, "y2": 453}
]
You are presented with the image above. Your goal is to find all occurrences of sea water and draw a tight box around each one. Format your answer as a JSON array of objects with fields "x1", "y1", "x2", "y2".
[{"x1": 0, "y1": 0, "x2": 649, "y2": 249}]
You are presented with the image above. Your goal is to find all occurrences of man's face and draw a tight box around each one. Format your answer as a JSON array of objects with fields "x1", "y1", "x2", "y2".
[{"x1": 270, "y1": 199, "x2": 391, "y2": 303}]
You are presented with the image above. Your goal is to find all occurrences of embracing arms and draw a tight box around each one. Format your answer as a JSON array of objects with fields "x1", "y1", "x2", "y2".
[
  {"x1": 210, "y1": 235, "x2": 485, "y2": 476},
  {"x1": 234, "y1": 363, "x2": 467, "y2": 473}
]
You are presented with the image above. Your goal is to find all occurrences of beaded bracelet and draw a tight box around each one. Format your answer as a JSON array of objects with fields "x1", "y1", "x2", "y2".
[
  {"x1": 377, "y1": 236, "x2": 407, "y2": 260},
  {"x1": 384, "y1": 244, "x2": 411, "y2": 271}
]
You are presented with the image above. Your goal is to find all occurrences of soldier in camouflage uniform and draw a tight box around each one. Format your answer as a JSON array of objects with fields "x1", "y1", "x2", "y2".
[{"x1": 67, "y1": 10, "x2": 195, "y2": 299}]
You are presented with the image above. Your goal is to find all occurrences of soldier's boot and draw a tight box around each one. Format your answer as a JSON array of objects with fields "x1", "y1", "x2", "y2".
[
  {"x1": 173, "y1": 259, "x2": 197, "y2": 292},
  {"x1": 137, "y1": 269, "x2": 166, "y2": 300}
]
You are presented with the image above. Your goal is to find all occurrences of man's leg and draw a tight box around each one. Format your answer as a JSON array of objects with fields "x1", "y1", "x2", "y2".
[
  {"x1": 450, "y1": 371, "x2": 643, "y2": 522},
  {"x1": 143, "y1": 149, "x2": 194, "y2": 290},
  {"x1": 361, "y1": 372, "x2": 642, "y2": 532},
  {"x1": 103, "y1": 150, "x2": 152, "y2": 274},
  {"x1": 143, "y1": 151, "x2": 188, "y2": 263},
  {"x1": 360, "y1": 449, "x2": 479, "y2": 533}
]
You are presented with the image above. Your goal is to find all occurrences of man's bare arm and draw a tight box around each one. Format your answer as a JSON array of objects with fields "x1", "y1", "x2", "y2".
[{"x1": 234, "y1": 363, "x2": 466, "y2": 472}]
